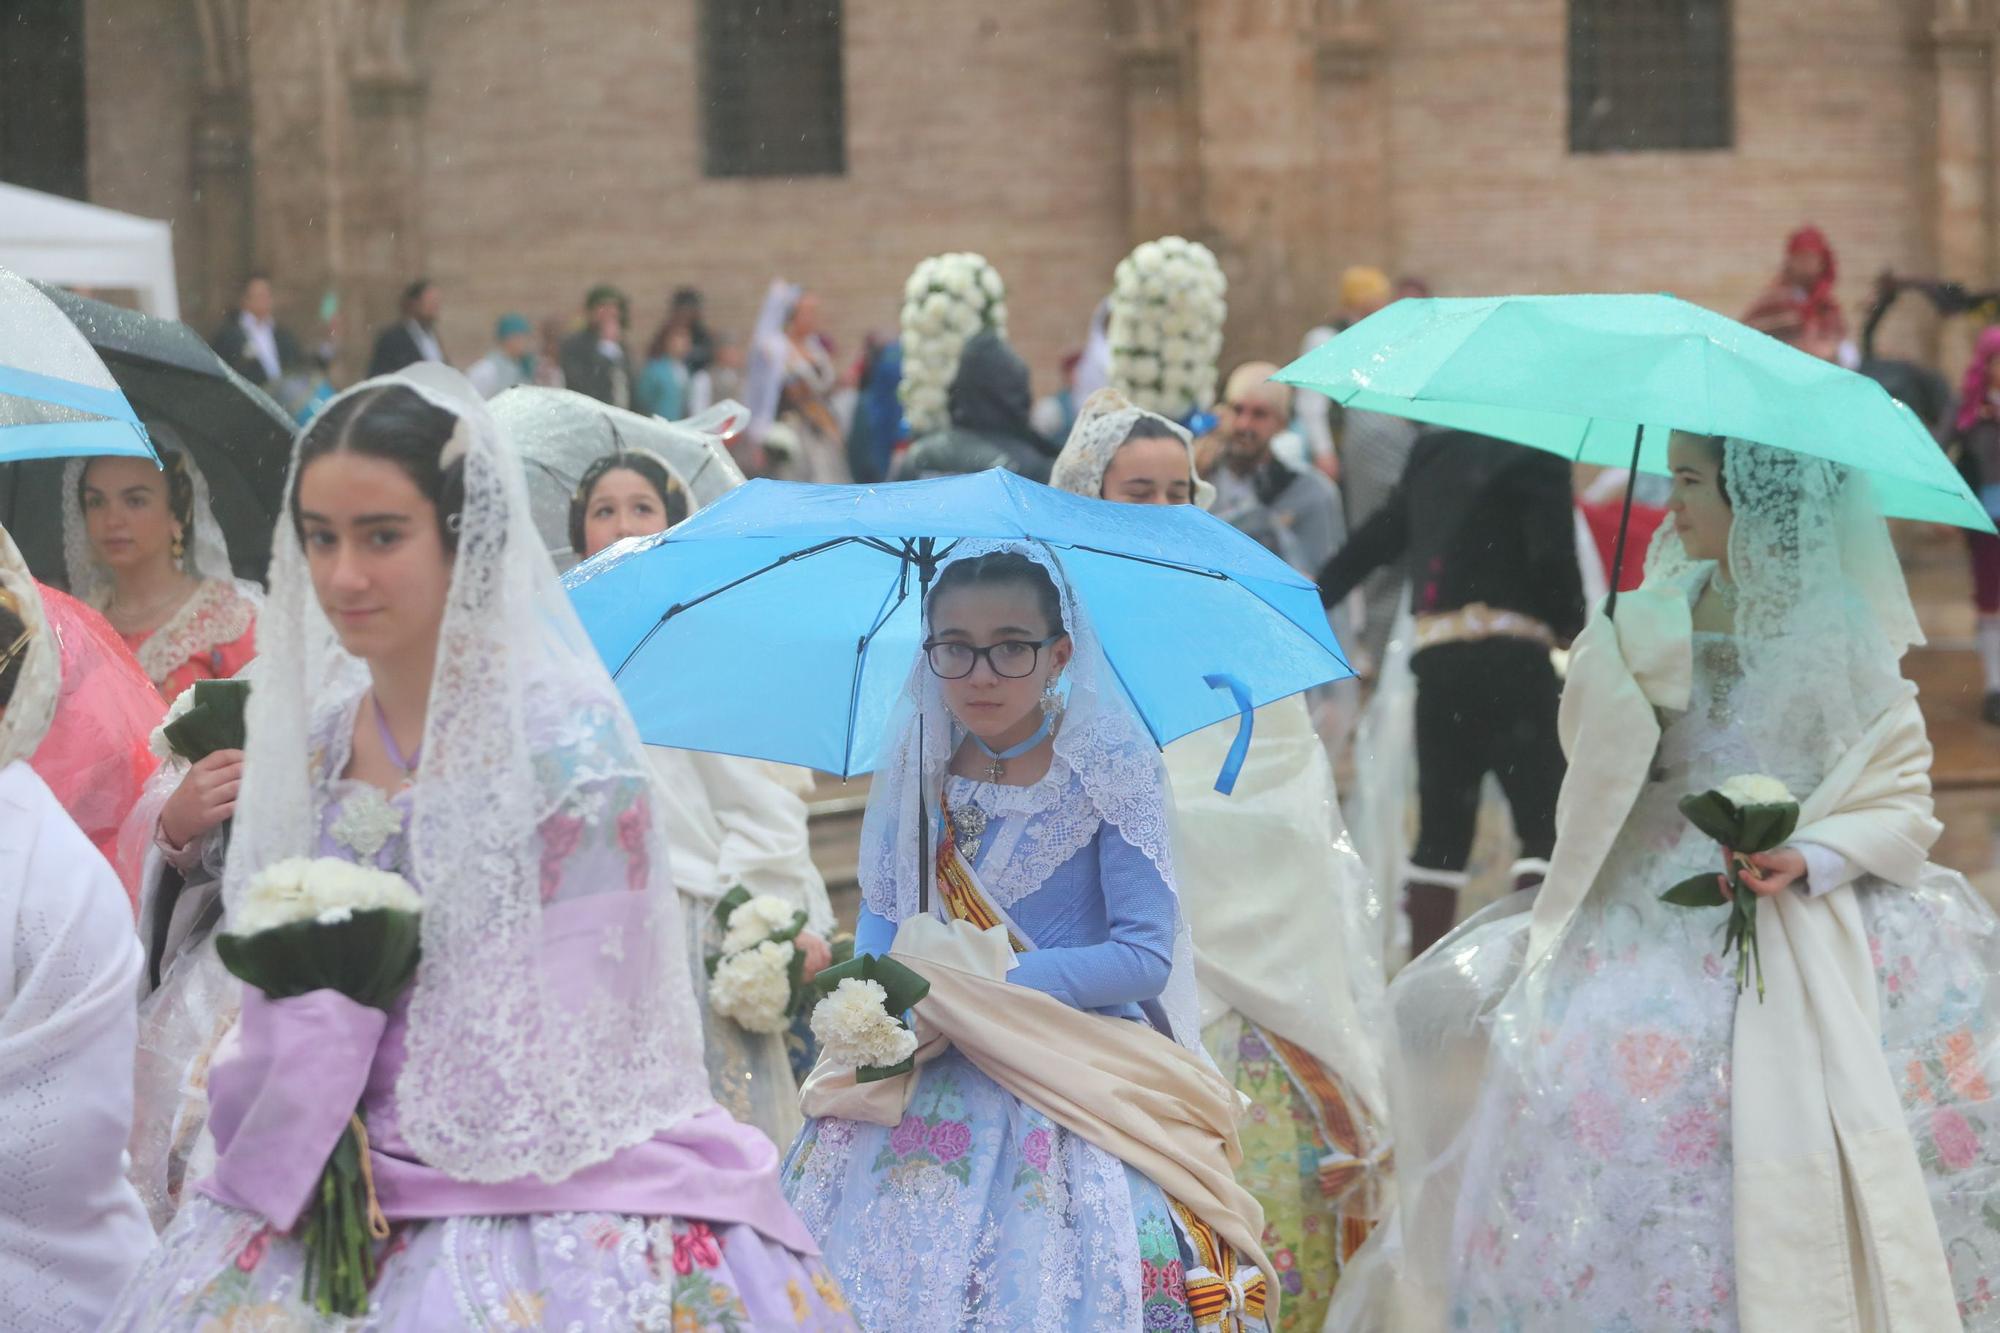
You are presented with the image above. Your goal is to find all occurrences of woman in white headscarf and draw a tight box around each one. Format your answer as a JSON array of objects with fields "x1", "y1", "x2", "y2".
[
  {"x1": 567, "y1": 441, "x2": 835, "y2": 1146},
  {"x1": 0, "y1": 525, "x2": 155, "y2": 1329},
  {"x1": 1344, "y1": 436, "x2": 2000, "y2": 1332},
  {"x1": 783, "y1": 538, "x2": 1275, "y2": 1332},
  {"x1": 64, "y1": 427, "x2": 259, "y2": 701},
  {"x1": 1052, "y1": 389, "x2": 1391, "y2": 1333},
  {"x1": 744, "y1": 280, "x2": 847, "y2": 482},
  {"x1": 101, "y1": 367, "x2": 856, "y2": 1330}
]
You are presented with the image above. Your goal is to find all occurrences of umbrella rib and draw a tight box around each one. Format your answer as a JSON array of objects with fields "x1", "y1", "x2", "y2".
[
  {"x1": 840, "y1": 561, "x2": 914, "y2": 779},
  {"x1": 1064, "y1": 545, "x2": 1229, "y2": 580},
  {"x1": 609, "y1": 535, "x2": 867, "y2": 679}
]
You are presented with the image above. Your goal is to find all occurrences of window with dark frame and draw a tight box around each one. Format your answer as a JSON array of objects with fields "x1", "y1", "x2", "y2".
[
  {"x1": 0, "y1": 0, "x2": 88, "y2": 199},
  {"x1": 701, "y1": 0, "x2": 846, "y2": 179},
  {"x1": 1568, "y1": 0, "x2": 1733, "y2": 154}
]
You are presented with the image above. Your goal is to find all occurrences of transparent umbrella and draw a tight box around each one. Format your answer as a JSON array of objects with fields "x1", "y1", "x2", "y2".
[
  {"x1": 488, "y1": 387, "x2": 746, "y2": 567},
  {"x1": 0, "y1": 266, "x2": 155, "y2": 464}
]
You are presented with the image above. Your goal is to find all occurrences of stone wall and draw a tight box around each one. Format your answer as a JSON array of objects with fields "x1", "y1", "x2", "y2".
[{"x1": 78, "y1": 0, "x2": 2000, "y2": 390}]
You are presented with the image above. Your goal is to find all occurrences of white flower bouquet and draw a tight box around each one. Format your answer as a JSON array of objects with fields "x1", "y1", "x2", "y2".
[
  {"x1": 1108, "y1": 235, "x2": 1227, "y2": 420},
  {"x1": 805, "y1": 956, "x2": 931, "y2": 1083},
  {"x1": 215, "y1": 856, "x2": 423, "y2": 1315},
  {"x1": 703, "y1": 886, "x2": 843, "y2": 1035},
  {"x1": 1658, "y1": 773, "x2": 1801, "y2": 1000},
  {"x1": 898, "y1": 252, "x2": 1009, "y2": 434}
]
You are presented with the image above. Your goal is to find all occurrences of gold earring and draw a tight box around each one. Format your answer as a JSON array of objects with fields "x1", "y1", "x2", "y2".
[{"x1": 171, "y1": 531, "x2": 186, "y2": 563}]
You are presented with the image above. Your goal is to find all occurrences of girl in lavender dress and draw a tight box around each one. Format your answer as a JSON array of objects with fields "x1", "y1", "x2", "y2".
[{"x1": 100, "y1": 366, "x2": 855, "y2": 1330}]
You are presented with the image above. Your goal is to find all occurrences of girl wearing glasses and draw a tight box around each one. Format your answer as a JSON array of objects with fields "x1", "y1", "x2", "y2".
[{"x1": 782, "y1": 541, "x2": 1274, "y2": 1333}]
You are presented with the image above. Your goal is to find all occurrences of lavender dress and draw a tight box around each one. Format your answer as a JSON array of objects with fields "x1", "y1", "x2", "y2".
[{"x1": 99, "y1": 701, "x2": 857, "y2": 1332}]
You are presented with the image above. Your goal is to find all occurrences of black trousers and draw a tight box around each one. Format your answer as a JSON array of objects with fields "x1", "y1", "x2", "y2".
[{"x1": 1408, "y1": 638, "x2": 1565, "y2": 875}]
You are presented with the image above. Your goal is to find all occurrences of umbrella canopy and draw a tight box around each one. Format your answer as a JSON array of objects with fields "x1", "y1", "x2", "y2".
[
  {"x1": 1275, "y1": 293, "x2": 1994, "y2": 534},
  {"x1": 0, "y1": 266, "x2": 155, "y2": 465},
  {"x1": 489, "y1": 387, "x2": 747, "y2": 565},
  {"x1": 564, "y1": 468, "x2": 1350, "y2": 778},
  {"x1": 0, "y1": 283, "x2": 294, "y2": 586}
]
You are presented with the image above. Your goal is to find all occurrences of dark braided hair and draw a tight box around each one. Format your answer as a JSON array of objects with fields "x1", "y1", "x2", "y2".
[
  {"x1": 0, "y1": 592, "x2": 29, "y2": 709},
  {"x1": 292, "y1": 385, "x2": 465, "y2": 551},
  {"x1": 925, "y1": 551, "x2": 1067, "y2": 639}
]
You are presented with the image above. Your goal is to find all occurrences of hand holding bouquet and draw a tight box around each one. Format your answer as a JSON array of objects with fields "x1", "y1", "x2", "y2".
[
  {"x1": 704, "y1": 887, "x2": 850, "y2": 1034},
  {"x1": 216, "y1": 856, "x2": 422, "y2": 1315},
  {"x1": 1658, "y1": 774, "x2": 1801, "y2": 1000}
]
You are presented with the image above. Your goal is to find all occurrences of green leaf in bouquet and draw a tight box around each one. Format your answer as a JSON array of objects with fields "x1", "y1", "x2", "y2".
[
  {"x1": 1733, "y1": 803, "x2": 1801, "y2": 855},
  {"x1": 806, "y1": 952, "x2": 933, "y2": 1019},
  {"x1": 827, "y1": 933, "x2": 856, "y2": 968},
  {"x1": 216, "y1": 907, "x2": 423, "y2": 1009},
  {"x1": 854, "y1": 1054, "x2": 917, "y2": 1084},
  {"x1": 1676, "y1": 791, "x2": 1744, "y2": 847},
  {"x1": 1660, "y1": 873, "x2": 1729, "y2": 908},
  {"x1": 713, "y1": 885, "x2": 753, "y2": 925},
  {"x1": 162, "y1": 678, "x2": 251, "y2": 764}
]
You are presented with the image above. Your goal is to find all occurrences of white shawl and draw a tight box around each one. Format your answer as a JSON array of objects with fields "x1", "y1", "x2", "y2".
[{"x1": 1530, "y1": 590, "x2": 1956, "y2": 1333}]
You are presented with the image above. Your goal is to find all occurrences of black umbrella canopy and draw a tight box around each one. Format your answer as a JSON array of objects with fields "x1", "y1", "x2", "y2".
[{"x1": 0, "y1": 284, "x2": 294, "y2": 587}]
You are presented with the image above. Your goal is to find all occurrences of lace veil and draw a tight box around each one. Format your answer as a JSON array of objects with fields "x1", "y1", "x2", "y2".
[
  {"x1": 1047, "y1": 387, "x2": 1217, "y2": 510},
  {"x1": 855, "y1": 539, "x2": 1209, "y2": 1056},
  {"x1": 1642, "y1": 438, "x2": 1921, "y2": 780},
  {"x1": 60, "y1": 425, "x2": 246, "y2": 605},
  {"x1": 223, "y1": 363, "x2": 710, "y2": 1184},
  {"x1": 0, "y1": 524, "x2": 60, "y2": 770}
]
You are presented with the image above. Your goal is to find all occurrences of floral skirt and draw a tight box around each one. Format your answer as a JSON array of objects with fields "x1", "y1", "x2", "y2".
[
  {"x1": 1204, "y1": 1013, "x2": 1372, "y2": 1333},
  {"x1": 97, "y1": 1196, "x2": 858, "y2": 1331},
  {"x1": 1439, "y1": 863, "x2": 2000, "y2": 1331},
  {"x1": 780, "y1": 1049, "x2": 1272, "y2": 1333}
]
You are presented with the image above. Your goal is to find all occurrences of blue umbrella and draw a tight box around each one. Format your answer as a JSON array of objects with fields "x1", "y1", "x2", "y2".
[
  {"x1": 563, "y1": 469, "x2": 1351, "y2": 782},
  {"x1": 0, "y1": 267, "x2": 155, "y2": 463}
]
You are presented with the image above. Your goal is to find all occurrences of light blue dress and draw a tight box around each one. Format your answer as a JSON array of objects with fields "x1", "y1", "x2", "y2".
[{"x1": 781, "y1": 770, "x2": 1271, "y2": 1332}]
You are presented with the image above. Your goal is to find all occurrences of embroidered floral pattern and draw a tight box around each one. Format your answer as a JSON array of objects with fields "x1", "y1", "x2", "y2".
[
  {"x1": 130, "y1": 578, "x2": 256, "y2": 689},
  {"x1": 327, "y1": 783, "x2": 403, "y2": 860}
]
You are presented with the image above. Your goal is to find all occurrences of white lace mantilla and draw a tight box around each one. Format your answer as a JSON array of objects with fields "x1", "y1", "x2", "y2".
[
  {"x1": 130, "y1": 578, "x2": 255, "y2": 687},
  {"x1": 945, "y1": 765, "x2": 1101, "y2": 911}
]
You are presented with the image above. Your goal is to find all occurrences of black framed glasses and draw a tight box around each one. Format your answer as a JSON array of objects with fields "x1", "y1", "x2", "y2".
[{"x1": 923, "y1": 634, "x2": 1064, "y2": 680}]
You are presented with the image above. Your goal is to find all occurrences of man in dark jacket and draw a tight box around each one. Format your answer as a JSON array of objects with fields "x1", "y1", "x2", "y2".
[
  {"x1": 366, "y1": 277, "x2": 446, "y2": 377},
  {"x1": 209, "y1": 272, "x2": 304, "y2": 390},
  {"x1": 558, "y1": 284, "x2": 633, "y2": 409},
  {"x1": 893, "y1": 331, "x2": 1059, "y2": 482},
  {"x1": 1318, "y1": 428, "x2": 1585, "y2": 956}
]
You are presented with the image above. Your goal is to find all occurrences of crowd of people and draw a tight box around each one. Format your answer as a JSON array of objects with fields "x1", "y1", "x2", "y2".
[{"x1": 0, "y1": 216, "x2": 1995, "y2": 1333}]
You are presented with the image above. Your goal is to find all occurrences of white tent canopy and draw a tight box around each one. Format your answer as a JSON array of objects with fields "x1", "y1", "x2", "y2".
[{"x1": 0, "y1": 182, "x2": 179, "y2": 321}]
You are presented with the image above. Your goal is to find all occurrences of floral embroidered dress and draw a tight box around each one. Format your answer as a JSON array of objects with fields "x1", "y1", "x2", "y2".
[
  {"x1": 783, "y1": 762, "x2": 1272, "y2": 1333},
  {"x1": 1425, "y1": 626, "x2": 2000, "y2": 1331},
  {"x1": 99, "y1": 689, "x2": 857, "y2": 1331},
  {"x1": 116, "y1": 576, "x2": 258, "y2": 702}
]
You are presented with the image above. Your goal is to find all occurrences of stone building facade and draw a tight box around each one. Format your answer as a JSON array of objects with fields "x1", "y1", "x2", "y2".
[{"x1": 72, "y1": 0, "x2": 2000, "y2": 386}]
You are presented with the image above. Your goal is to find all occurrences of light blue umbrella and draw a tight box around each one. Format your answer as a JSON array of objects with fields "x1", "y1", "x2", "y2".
[
  {"x1": 0, "y1": 267, "x2": 155, "y2": 463},
  {"x1": 563, "y1": 468, "x2": 1351, "y2": 781}
]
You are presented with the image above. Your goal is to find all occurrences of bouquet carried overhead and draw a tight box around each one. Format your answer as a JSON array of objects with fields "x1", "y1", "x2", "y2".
[{"x1": 898, "y1": 252, "x2": 1009, "y2": 435}]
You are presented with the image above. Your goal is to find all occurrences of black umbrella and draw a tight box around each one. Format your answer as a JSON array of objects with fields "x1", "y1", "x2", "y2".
[{"x1": 0, "y1": 284, "x2": 294, "y2": 588}]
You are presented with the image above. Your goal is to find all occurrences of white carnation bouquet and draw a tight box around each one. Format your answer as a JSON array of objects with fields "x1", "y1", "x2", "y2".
[
  {"x1": 216, "y1": 856, "x2": 423, "y2": 1315},
  {"x1": 1108, "y1": 235, "x2": 1227, "y2": 420},
  {"x1": 1658, "y1": 773, "x2": 1801, "y2": 1000},
  {"x1": 704, "y1": 887, "x2": 842, "y2": 1035},
  {"x1": 898, "y1": 252, "x2": 1009, "y2": 434},
  {"x1": 805, "y1": 956, "x2": 932, "y2": 1083}
]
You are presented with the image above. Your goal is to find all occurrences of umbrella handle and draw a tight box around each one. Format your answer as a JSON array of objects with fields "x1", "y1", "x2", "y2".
[
  {"x1": 1202, "y1": 673, "x2": 1255, "y2": 795},
  {"x1": 1603, "y1": 423, "x2": 1644, "y2": 620}
]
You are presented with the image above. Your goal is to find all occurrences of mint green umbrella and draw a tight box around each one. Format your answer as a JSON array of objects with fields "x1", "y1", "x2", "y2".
[{"x1": 1274, "y1": 293, "x2": 1994, "y2": 536}]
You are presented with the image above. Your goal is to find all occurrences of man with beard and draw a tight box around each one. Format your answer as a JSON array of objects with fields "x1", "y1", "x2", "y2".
[{"x1": 1200, "y1": 361, "x2": 1344, "y2": 578}]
